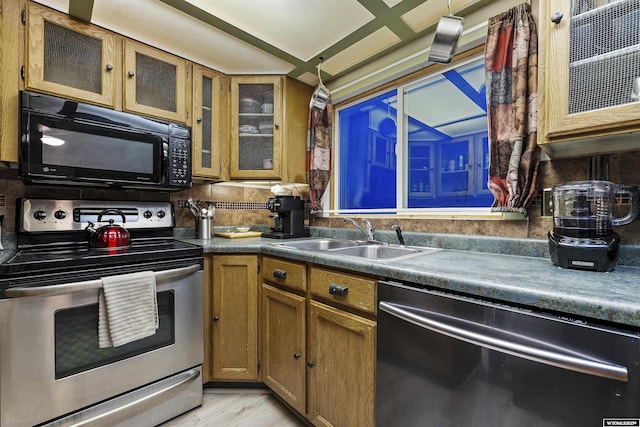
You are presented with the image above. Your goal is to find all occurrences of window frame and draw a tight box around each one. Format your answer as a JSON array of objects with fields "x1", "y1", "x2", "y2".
[{"x1": 330, "y1": 54, "x2": 520, "y2": 219}]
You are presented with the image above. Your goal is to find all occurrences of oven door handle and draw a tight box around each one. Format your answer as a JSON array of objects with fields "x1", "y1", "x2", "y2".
[
  {"x1": 379, "y1": 301, "x2": 629, "y2": 382},
  {"x1": 4, "y1": 264, "x2": 202, "y2": 298},
  {"x1": 67, "y1": 368, "x2": 201, "y2": 427}
]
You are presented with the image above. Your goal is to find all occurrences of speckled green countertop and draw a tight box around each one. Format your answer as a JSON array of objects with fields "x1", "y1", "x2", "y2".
[{"x1": 177, "y1": 229, "x2": 640, "y2": 330}]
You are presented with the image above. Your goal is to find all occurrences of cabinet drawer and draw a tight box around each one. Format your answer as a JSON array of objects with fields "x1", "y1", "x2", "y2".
[
  {"x1": 310, "y1": 267, "x2": 376, "y2": 314},
  {"x1": 262, "y1": 257, "x2": 306, "y2": 292}
]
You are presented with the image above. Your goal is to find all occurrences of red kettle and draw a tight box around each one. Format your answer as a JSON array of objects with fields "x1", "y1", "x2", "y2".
[{"x1": 85, "y1": 209, "x2": 131, "y2": 249}]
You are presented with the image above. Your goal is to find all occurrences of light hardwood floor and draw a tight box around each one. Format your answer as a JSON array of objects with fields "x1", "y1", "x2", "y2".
[{"x1": 160, "y1": 388, "x2": 308, "y2": 427}]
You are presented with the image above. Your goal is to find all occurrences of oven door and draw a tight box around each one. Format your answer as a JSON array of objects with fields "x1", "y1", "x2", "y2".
[{"x1": 0, "y1": 262, "x2": 203, "y2": 427}]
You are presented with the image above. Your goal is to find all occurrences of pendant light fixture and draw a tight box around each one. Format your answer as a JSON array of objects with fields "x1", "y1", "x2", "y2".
[
  {"x1": 309, "y1": 58, "x2": 331, "y2": 112},
  {"x1": 428, "y1": 0, "x2": 465, "y2": 64}
]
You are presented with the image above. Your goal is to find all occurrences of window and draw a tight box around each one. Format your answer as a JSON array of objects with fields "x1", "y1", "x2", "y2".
[{"x1": 336, "y1": 57, "x2": 493, "y2": 214}]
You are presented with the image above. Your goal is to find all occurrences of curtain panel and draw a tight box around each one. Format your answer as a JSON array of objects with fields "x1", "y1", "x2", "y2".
[
  {"x1": 485, "y1": 2, "x2": 541, "y2": 214},
  {"x1": 306, "y1": 104, "x2": 333, "y2": 211}
]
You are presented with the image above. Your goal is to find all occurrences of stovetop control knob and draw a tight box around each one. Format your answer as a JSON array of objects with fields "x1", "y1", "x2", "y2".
[
  {"x1": 54, "y1": 210, "x2": 67, "y2": 220},
  {"x1": 157, "y1": 210, "x2": 166, "y2": 219},
  {"x1": 33, "y1": 210, "x2": 47, "y2": 220},
  {"x1": 143, "y1": 210, "x2": 153, "y2": 219}
]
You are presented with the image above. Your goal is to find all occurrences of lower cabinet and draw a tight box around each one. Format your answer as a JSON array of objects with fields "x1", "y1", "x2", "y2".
[
  {"x1": 307, "y1": 301, "x2": 376, "y2": 427},
  {"x1": 261, "y1": 257, "x2": 377, "y2": 427},
  {"x1": 211, "y1": 254, "x2": 259, "y2": 381},
  {"x1": 262, "y1": 284, "x2": 306, "y2": 414}
]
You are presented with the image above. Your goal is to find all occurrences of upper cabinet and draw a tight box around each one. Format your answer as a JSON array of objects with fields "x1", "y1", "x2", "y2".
[
  {"x1": 25, "y1": 2, "x2": 118, "y2": 108},
  {"x1": 540, "y1": 0, "x2": 640, "y2": 155},
  {"x1": 25, "y1": 3, "x2": 189, "y2": 124},
  {"x1": 230, "y1": 76, "x2": 312, "y2": 182},
  {"x1": 0, "y1": 0, "x2": 23, "y2": 162},
  {"x1": 123, "y1": 40, "x2": 189, "y2": 123},
  {"x1": 192, "y1": 65, "x2": 228, "y2": 180}
]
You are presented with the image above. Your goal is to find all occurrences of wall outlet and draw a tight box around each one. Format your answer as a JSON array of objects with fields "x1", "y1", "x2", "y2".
[{"x1": 541, "y1": 188, "x2": 553, "y2": 217}]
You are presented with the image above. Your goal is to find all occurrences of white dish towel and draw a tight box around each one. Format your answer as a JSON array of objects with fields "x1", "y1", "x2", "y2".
[{"x1": 98, "y1": 271, "x2": 159, "y2": 348}]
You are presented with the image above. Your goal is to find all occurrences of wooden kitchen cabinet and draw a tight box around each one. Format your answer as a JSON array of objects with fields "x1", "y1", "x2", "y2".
[
  {"x1": 307, "y1": 300, "x2": 376, "y2": 427},
  {"x1": 539, "y1": 0, "x2": 640, "y2": 155},
  {"x1": 307, "y1": 267, "x2": 376, "y2": 427},
  {"x1": 211, "y1": 255, "x2": 259, "y2": 381},
  {"x1": 25, "y1": 2, "x2": 119, "y2": 108},
  {"x1": 192, "y1": 64, "x2": 228, "y2": 180},
  {"x1": 261, "y1": 257, "x2": 307, "y2": 413},
  {"x1": 262, "y1": 284, "x2": 306, "y2": 414},
  {"x1": 0, "y1": 0, "x2": 23, "y2": 162},
  {"x1": 261, "y1": 258, "x2": 377, "y2": 426},
  {"x1": 123, "y1": 39, "x2": 189, "y2": 123},
  {"x1": 230, "y1": 76, "x2": 312, "y2": 181},
  {"x1": 25, "y1": 3, "x2": 189, "y2": 125},
  {"x1": 202, "y1": 256, "x2": 213, "y2": 383}
]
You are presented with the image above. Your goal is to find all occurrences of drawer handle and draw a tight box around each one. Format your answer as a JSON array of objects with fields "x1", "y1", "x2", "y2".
[
  {"x1": 273, "y1": 269, "x2": 287, "y2": 280},
  {"x1": 329, "y1": 283, "x2": 348, "y2": 298}
]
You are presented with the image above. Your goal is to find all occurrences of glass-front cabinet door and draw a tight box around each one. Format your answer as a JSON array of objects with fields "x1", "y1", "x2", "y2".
[
  {"x1": 192, "y1": 65, "x2": 226, "y2": 180},
  {"x1": 541, "y1": 0, "x2": 640, "y2": 142},
  {"x1": 26, "y1": 2, "x2": 117, "y2": 107},
  {"x1": 123, "y1": 40, "x2": 188, "y2": 123},
  {"x1": 230, "y1": 76, "x2": 282, "y2": 179},
  {"x1": 408, "y1": 142, "x2": 434, "y2": 198},
  {"x1": 438, "y1": 136, "x2": 472, "y2": 197}
]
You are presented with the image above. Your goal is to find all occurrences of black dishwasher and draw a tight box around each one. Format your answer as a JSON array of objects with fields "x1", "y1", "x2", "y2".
[{"x1": 376, "y1": 280, "x2": 640, "y2": 427}]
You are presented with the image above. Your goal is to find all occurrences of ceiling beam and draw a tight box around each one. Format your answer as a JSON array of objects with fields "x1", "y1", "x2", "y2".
[
  {"x1": 68, "y1": 0, "x2": 94, "y2": 22},
  {"x1": 158, "y1": 0, "x2": 306, "y2": 69}
]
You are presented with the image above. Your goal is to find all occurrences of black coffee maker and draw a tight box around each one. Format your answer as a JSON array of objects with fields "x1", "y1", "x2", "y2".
[
  {"x1": 548, "y1": 180, "x2": 638, "y2": 272},
  {"x1": 263, "y1": 195, "x2": 310, "y2": 239}
]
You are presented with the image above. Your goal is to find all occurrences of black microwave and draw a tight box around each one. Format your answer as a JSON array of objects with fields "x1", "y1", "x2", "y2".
[{"x1": 19, "y1": 91, "x2": 191, "y2": 191}]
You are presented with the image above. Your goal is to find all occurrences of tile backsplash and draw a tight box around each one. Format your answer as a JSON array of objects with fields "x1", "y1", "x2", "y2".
[{"x1": 2, "y1": 149, "x2": 640, "y2": 244}]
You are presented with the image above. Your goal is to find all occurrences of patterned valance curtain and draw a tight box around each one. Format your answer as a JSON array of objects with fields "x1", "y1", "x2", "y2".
[
  {"x1": 306, "y1": 104, "x2": 333, "y2": 211},
  {"x1": 485, "y1": 2, "x2": 541, "y2": 213}
]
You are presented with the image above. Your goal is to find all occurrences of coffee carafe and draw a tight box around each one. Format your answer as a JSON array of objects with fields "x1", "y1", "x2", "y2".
[
  {"x1": 548, "y1": 180, "x2": 638, "y2": 272},
  {"x1": 263, "y1": 195, "x2": 310, "y2": 239}
]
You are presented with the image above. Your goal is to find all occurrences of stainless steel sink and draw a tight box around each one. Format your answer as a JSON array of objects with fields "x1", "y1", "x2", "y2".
[
  {"x1": 272, "y1": 238, "x2": 439, "y2": 261},
  {"x1": 330, "y1": 244, "x2": 434, "y2": 261},
  {"x1": 273, "y1": 239, "x2": 359, "y2": 251}
]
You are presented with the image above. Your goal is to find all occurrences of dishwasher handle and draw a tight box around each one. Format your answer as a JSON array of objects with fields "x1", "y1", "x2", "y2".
[
  {"x1": 379, "y1": 300, "x2": 629, "y2": 382},
  {"x1": 4, "y1": 264, "x2": 202, "y2": 298}
]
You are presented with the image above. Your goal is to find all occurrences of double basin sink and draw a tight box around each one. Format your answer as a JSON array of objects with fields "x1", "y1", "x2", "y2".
[{"x1": 272, "y1": 238, "x2": 439, "y2": 262}]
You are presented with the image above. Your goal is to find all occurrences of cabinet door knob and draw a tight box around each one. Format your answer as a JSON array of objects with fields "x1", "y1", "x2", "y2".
[
  {"x1": 105, "y1": 64, "x2": 113, "y2": 71},
  {"x1": 293, "y1": 353, "x2": 302, "y2": 360},
  {"x1": 550, "y1": 12, "x2": 563, "y2": 24},
  {"x1": 196, "y1": 117, "x2": 203, "y2": 123},
  {"x1": 213, "y1": 316, "x2": 220, "y2": 322},
  {"x1": 274, "y1": 123, "x2": 279, "y2": 129},
  {"x1": 273, "y1": 269, "x2": 287, "y2": 280},
  {"x1": 128, "y1": 71, "x2": 135, "y2": 78},
  {"x1": 307, "y1": 361, "x2": 316, "y2": 368}
]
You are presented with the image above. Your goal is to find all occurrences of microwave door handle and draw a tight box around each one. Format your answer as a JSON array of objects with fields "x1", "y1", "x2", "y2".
[
  {"x1": 378, "y1": 301, "x2": 629, "y2": 383},
  {"x1": 4, "y1": 264, "x2": 201, "y2": 298}
]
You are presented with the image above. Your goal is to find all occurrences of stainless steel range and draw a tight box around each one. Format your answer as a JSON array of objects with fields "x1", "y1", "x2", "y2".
[{"x1": 0, "y1": 199, "x2": 204, "y2": 427}]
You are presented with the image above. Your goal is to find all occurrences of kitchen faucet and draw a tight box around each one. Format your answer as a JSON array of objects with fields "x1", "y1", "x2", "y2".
[
  {"x1": 391, "y1": 224, "x2": 405, "y2": 245},
  {"x1": 343, "y1": 218, "x2": 375, "y2": 241}
]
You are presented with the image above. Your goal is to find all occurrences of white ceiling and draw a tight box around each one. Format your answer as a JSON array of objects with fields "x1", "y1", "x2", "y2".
[{"x1": 37, "y1": 0, "x2": 492, "y2": 87}]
